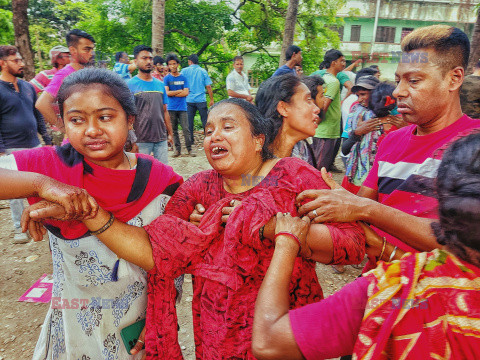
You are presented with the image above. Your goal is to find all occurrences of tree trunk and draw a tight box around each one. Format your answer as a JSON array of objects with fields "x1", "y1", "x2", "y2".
[
  {"x1": 467, "y1": 11, "x2": 480, "y2": 75},
  {"x1": 12, "y1": 0, "x2": 35, "y2": 80},
  {"x1": 279, "y1": 0, "x2": 300, "y2": 66},
  {"x1": 152, "y1": 0, "x2": 165, "y2": 56}
]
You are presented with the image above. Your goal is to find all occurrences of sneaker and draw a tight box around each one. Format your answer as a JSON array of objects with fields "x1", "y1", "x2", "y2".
[
  {"x1": 13, "y1": 228, "x2": 29, "y2": 244},
  {"x1": 173, "y1": 150, "x2": 181, "y2": 158},
  {"x1": 188, "y1": 150, "x2": 196, "y2": 157}
]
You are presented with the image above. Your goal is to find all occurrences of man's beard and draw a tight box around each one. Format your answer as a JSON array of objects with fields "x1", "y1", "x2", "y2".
[
  {"x1": 13, "y1": 69, "x2": 24, "y2": 78},
  {"x1": 139, "y1": 67, "x2": 152, "y2": 73}
]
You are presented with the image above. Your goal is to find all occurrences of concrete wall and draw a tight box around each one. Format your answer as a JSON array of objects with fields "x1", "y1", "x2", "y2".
[
  {"x1": 339, "y1": 0, "x2": 477, "y2": 23},
  {"x1": 337, "y1": 0, "x2": 477, "y2": 81}
]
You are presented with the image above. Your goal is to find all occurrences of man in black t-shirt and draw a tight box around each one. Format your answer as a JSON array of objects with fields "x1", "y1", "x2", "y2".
[{"x1": 0, "y1": 45, "x2": 52, "y2": 243}]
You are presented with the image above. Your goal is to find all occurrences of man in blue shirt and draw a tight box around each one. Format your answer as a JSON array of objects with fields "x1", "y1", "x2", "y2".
[
  {"x1": 164, "y1": 53, "x2": 196, "y2": 157},
  {"x1": 128, "y1": 45, "x2": 173, "y2": 165},
  {"x1": 114, "y1": 51, "x2": 136, "y2": 81},
  {"x1": 272, "y1": 45, "x2": 302, "y2": 77},
  {"x1": 0, "y1": 45, "x2": 52, "y2": 243},
  {"x1": 181, "y1": 54, "x2": 214, "y2": 143}
]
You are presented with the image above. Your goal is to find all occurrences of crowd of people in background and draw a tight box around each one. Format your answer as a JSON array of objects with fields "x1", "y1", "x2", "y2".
[{"x1": 1, "y1": 22, "x2": 480, "y2": 360}]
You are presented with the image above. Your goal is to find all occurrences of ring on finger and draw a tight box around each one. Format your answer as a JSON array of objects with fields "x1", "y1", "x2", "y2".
[
  {"x1": 313, "y1": 209, "x2": 318, "y2": 217},
  {"x1": 230, "y1": 199, "x2": 236, "y2": 207},
  {"x1": 283, "y1": 212, "x2": 289, "y2": 216}
]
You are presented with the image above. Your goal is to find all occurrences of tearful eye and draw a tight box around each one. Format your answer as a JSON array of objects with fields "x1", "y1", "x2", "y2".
[{"x1": 70, "y1": 117, "x2": 84, "y2": 124}]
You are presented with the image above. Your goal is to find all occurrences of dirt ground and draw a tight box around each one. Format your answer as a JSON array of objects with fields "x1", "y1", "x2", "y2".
[{"x1": 0, "y1": 134, "x2": 363, "y2": 359}]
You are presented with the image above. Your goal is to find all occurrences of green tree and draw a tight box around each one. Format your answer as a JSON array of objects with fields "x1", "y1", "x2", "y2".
[
  {"x1": 24, "y1": 0, "x2": 345, "y2": 89},
  {"x1": 230, "y1": 0, "x2": 346, "y2": 75},
  {"x1": 27, "y1": 0, "x2": 95, "y2": 70},
  {"x1": 0, "y1": 0, "x2": 14, "y2": 44}
]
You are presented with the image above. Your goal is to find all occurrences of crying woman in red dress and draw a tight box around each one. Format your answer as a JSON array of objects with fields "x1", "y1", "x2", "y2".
[{"x1": 24, "y1": 98, "x2": 365, "y2": 359}]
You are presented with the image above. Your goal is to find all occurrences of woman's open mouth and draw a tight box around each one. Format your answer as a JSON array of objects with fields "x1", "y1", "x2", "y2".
[{"x1": 210, "y1": 145, "x2": 229, "y2": 159}]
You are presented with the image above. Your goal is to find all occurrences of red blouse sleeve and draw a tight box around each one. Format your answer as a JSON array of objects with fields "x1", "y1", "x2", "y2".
[
  {"x1": 164, "y1": 171, "x2": 210, "y2": 220},
  {"x1": 280, "y1": 158, "x2": 366, "y2": 265}
]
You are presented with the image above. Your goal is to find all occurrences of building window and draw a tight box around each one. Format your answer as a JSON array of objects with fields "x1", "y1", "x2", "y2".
[
  {"x1": 401, "y1": 27, "x2": 414, "y2": 40},
  {"x1": 375, "y1": 26, "x2": 396, "y2": 43},
  {"x1": 350, "y1": 25, "x2": 361, "y2": 42},
  {"x1": 329, "y1": 26, "x2": 344, "y2": 41}
]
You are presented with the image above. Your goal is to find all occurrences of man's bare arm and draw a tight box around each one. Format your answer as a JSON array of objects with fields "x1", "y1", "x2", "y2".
[
  {"x1": 36, "y1": 91, "x2": 61, "y2": 129},
  {"x1": 165, "y1": 86, "x2": 183, "y2": 97},
  {"x1": 227, "y1": 89, "x2": 253, "y2": 101},
  {"x1": 296, "y1": 169, "x2": 439, "y2": 252},
  {"x1": 323, "y1": 98, "x2": 333, "y2": 112},
  {"x1": 206, "y1": 85, "x2": 214, "y2": 106},
  {"x1": 128, "y1": 63, "x2": 137, "y2": 73},
  {"x1": 164, "y1": 104, "x2": 173, "y2": 138}
]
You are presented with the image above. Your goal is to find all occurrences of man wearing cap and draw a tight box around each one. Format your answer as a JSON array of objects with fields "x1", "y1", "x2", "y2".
[
  {"x1": 339, "y1": 75, "x2": 380, "y2": 193},
  {"x1": 36, "y1": 29, "x2": 95, "y2": 129},
  {"x1": 30, "y1": 45, "x2": 70, "y2": 94}
]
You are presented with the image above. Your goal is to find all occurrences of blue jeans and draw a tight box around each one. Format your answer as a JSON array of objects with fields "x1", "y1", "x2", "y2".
[
  {"x1": 187, "y1": 102, "x2": 208, "y2": 143},
  {"x1": 137, "y1": 141, "x2": 168, "y2": 165},
  {"x1": 6, "y1": 148, "x2": 29, "y2": 229}
]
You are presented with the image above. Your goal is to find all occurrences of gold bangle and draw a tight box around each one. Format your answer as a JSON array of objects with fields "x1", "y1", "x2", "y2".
[
  {"x1": 378, "y1": 237, "x2": 387, "y2": 261},
  {"x1": 90, "y1": 212, "x2": 115, "y2": 236}
]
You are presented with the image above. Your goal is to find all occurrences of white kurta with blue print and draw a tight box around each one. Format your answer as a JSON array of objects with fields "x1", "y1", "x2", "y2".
[{"x1": 32, "y1": 194, "x2": 170, "y2": 360}]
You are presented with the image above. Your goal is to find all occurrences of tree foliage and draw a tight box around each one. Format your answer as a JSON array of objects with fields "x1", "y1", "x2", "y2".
[
  {"x1": 1, "y1": 0, "x2": 344, "y2": 95},
  {"x1": 0, "y1": 0, "x2": 14, "y2": 44}
]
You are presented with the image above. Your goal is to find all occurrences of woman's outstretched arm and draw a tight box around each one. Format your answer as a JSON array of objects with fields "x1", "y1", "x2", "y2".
[
  {"x1": 263, "y1": 217, "x2": 364, "y2": 264},
  {"x1": 252, "y1": 213, "x2": 308, "y2": 360},
  {"x1": 28, "y1": 203, "x2": 155, "y2": 271},
  {"x1": 0, "y1": 168, "x2": 97, "y2": 218},
  {"x1": 84, "y1": 208, "x2": 155, "y2": 271},
  {"x1": 254, "y1": 217, "x2": 370, "y2": 360}
]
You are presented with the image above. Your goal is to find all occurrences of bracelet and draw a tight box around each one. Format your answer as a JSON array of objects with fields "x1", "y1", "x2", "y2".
[
  {"x1": 388, "y1": 246, "x2": 398, "y2": 262},
  {"x1": 259, "y1": 225, "x2": 265, "y2": 240},
  {"x1": 378, "y1": 237, "x2": 387, "y2": 261},
  {"x1": 90, "y1": 212, "x2": 115, "y2": 236},
  {"x1": 274, "y1": 232, "x2": 301, "y2": 249}
]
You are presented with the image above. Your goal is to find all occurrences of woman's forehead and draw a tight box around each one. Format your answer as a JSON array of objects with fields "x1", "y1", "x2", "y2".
[
  {"x1": 64, "y1": 87, "x2": 120, "y2": 108},
  {"x1": 294, "y1": 83, "x2": 311, "y2": 97},
  {"x1": 209, "y1": 103, "x2": 247, "y2": 121}
]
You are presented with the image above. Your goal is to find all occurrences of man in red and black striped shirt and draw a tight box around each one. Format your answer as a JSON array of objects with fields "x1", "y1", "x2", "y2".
[{"x1": 296, "y1": 25, "x2": 480, "y2": 270}]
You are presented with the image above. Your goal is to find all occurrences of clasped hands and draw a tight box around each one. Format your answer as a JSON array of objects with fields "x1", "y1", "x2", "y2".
[
  {"x1": 21, "y1": 169, "x2": 386, "y2": 260},
  {"x1": 191, "y1": 168, "x2": 390, "y2": 259},
  {"x1": 20, "y1": 177, "x2": 99, "y2": 241}
]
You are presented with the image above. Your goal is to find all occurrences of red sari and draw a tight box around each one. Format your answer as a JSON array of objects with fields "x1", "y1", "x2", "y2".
[
  {"x1": 354, "y1": 249, "x2": 480, "y2": 359},
  {"x1": 144, "y1": 158, "x2": 365, "y2": 359}
]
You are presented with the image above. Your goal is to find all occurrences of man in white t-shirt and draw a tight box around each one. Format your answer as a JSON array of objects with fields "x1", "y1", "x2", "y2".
[{"x1": 226, "y1": 56, "x2": 253, "y2": 103}]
